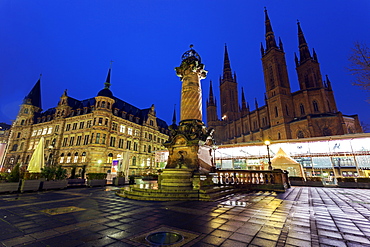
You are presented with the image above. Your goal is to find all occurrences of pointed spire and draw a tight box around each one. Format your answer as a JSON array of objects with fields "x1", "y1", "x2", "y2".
[
  {"x1": 326, "y1": 75, "x2": 332, "y2": 90},
  {"x1": 241, "y1": 87, "x2": 247, "y2": 110},
  {"x1": 23, "y1": 76, "x2": 42, "y2": 109},
  {"x1": 294, "y1": 52, "x2": 299, "y2": 67},
  {"x1": 297, "y1": 20, "x2": 311, "y2": 62},
  {"x1": 172, "y1": 105, "x2": 177, "y2": 124},
  {"x1": 264, "y1": 7, "x2": 278, "y2": 51},
  {"x1": 208, "y1": 80, "x2": 216, "y2": 106},
  {"x1": 223, "y1": 44, "x2": 233, "y2": 80},
  {"x1": 312, "y1": 48, "x2": 318, "y2": 62},
  {"x1": 104, "y1": 68, "x2": 111, "y2": 89},
  {"x1": 279, "y1": 37, "x2": 284, "y2": 51},
  {"x1": 260, "y1": 42, "x2": 265, "y2": 56}
]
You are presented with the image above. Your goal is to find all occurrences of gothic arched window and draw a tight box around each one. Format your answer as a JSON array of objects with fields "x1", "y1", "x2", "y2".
[
  {"x1": 300, "y1": 104, "x2": 305, "y2": 115},
  {"x1": 313, "y1": 100, "x2": 319, "y2": 112}
]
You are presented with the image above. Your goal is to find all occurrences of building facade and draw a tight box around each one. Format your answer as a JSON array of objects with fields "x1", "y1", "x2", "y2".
[
  {"x1": 207, "y1": 10, "x2": 362, "y2": 145},
  {"x1": 3, "y1": 69, "x2": 169, "y2": 176}
]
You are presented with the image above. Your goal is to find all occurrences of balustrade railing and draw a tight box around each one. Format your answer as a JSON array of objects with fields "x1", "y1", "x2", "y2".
[{"x1": 213, "y1": 169, "x2": 290, "y2": 192}]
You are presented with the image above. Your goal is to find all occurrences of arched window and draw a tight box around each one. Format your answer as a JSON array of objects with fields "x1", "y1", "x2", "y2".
[
  {"x1": 148, "y1": 145, "x2": 152, "y2": 153},
  {"x1": 66, "y1": 153, "x2": 71, "y2": 163},
  {"x1": 107, "y1": 153, "x2": 113, "y2": 163},
  {"x1": 107, "y1": 102, "x2": 111, "y2": 109},
  {"x1": 73, "y1": 152, "x2": 79, "y2": 163},
  {"x1": 300, "y1": 104, "x2": 305, "y2": 115},
  {"x1": 132, "y1": 156, "x2": 136, "y2": 166},
  {"x1": 278, "y1": 132, "x2": 281, "y2": 140},
  {"x1": 60, "y1": 153, "x2": 65, "y2": 163},
  {"x1": 297, "y1": 131, "x2": 304, "y2": 139},
  {"x1": 275, "y1": 106, "x2": 278, "y2": 117},
  {"x1": 81, "y1": 152, "x2": 86, "y2": 163},
  {"x1": 313, "y1": 100, "x2": 319, "y2": 112},
  {"x1": 102, "y1": 101, "x2": 106, "y2": 108},
  {"x1": 11, "y1": 144, "x2": 18, "y2": 151}
]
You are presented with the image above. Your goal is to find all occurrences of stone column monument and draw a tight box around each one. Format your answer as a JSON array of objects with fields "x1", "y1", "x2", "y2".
[{"x1": 160, "y1": 45, "x2": 215, "y2": 189}]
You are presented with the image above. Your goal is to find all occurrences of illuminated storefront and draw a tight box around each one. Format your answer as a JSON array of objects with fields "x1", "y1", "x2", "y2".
[{"x1": 214, "y1": 133, "x2": 370, "y2": 178}]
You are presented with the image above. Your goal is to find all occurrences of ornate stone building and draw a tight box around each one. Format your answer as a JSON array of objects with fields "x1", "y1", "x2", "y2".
[
  {"x1": 207, "y1": 10, "x2": 362, "y2": 144},
  {"x1": 4, "y1": 69, "x2": 169, "y2": 176}
]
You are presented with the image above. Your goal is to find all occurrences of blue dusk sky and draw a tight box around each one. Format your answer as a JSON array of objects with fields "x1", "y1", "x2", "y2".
[{"x1": 0, "y1": 1, "x2": 369, "y2": 130}]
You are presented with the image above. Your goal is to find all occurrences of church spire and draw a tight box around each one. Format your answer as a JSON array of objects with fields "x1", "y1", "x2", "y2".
[
  {"x1": 264, "y1": 7, "x2": 278, "y2": 51},
  {"x1": 23, "y1": 75, "x2": 42, "y2": 109},
  {"x1": 297, "y1": 20, "x2": 311, "y2": 63},
  {"x1": 208, "y1": 80, "x2": 216, "y2": 106},
  {"x1": 104, "y1": 68, "x2": 111, "y2": 89},
  {"x1": 241, "y1": 87, "x2": 247, "y2": 110},
  {"x1": 172, "y1": 105, "x2": 177, "y2": 125},
  {"x1": 223, "y1": 44, "x2": 233, "y2": 81}
]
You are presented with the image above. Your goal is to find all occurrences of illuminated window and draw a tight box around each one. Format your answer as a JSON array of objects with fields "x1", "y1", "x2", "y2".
[
  {"x1": 37, "y1": 129, "x2": 42, "y2": 135},
  {"x1": 32, "y1": 130, "x2": 37, "y2": 136},
  {"x1": 42, "y1": 128, "x2": 47, "y2": 135},
  {"x1": 28, "y1": 142, "x2": 34, "y2": 150},
  {"x1": 47, "y1": 127, "x2": 52, "y2": 134},
  {"x1": 60, "y1": 153, "x2": 64, "y2": 163},
  {"x1": 128, "y1": 127, "x2": 133, "y2": 135},
  {"x1": 66, "y1": 153, "x2": 71, "y2": 163},
  {"x1": 120, "y1": 125, "x2": 126, "y2": 133},
  {"x1": 73, "y1": 152, "x2": 78, "y2": 163},
  {"x1": 72, "y1": 123, "x2": 77, "y2": 130},
  {"x1": 107, "y1": 153, "x2": 113, "y2": 163},
  {"x1": 81, "y1": 152, "x2": 86, "y2": 162}
]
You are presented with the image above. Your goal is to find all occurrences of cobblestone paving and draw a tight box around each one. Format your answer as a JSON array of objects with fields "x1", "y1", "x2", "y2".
[{"x1": 1, "y1": 186, "x2": 370, "y2": 246}]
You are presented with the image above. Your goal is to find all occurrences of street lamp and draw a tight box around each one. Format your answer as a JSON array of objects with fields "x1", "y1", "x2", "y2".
[{"x1": 264, "y1": 140, "x2": 272, "y2": 170}]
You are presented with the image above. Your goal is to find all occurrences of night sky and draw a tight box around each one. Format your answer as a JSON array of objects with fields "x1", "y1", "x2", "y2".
[{"x1": 1, "y1": 1, "x2": 369, "y2": 130}]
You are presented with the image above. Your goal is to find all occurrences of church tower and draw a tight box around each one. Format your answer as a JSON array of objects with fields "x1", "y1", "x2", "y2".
[
  {"x1": 261, "y1": 8, "x2": 294, "y2": 137},
  {"x1": 206, "y1": 81, "x2": 219, "y2": 125},
  {"x1": 219, "y1": 45, "x2": 239, "y2": 122}
]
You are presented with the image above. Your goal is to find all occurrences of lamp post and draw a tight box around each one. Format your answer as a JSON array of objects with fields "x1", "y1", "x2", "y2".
[{"x1": 264, "y1": 140, "x2": 272, "y2": 170}]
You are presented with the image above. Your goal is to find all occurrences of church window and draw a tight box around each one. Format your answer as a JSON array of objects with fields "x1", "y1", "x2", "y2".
[
  {"x1": 73, "y1": 152, "x2": 78, "y2": 163},
  {"x1": 313, "y1": 101, "x2": 319, "y2": 112},
  {"x1": 300, "y1": 104, "x2": 305, "y2": 115},
  {"x1": 297, "y1": 131, "x2": 304, "y2": 138},
  {"x1": 275, "y1": 106, "x2": 279, "y2": 117},
  {"x1": 268, "y1": 65, "x2": 274, "y2": 88}
]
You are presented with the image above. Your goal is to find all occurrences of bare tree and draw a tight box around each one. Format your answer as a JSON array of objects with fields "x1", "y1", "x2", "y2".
[{"x1": 348, "y1": 42, "x2": 370, "y2": 93}]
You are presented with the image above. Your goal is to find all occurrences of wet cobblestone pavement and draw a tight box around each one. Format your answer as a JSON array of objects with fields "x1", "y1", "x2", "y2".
[{"x1": 1, "y1": 186, "x2": 370, "y2": 246}]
